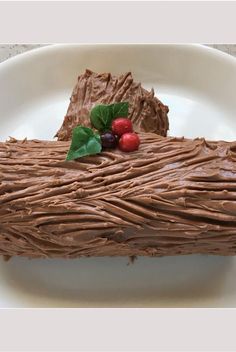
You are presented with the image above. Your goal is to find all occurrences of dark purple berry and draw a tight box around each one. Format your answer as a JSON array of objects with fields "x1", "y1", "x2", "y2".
[{"x1": 101, "y1": 132, "x2": 117, "y2": 149}]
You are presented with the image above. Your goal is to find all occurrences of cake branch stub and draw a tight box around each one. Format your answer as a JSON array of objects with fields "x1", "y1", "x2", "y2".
[{"x1": 55, "y1": 69, "x2": 169, "y2": 141}]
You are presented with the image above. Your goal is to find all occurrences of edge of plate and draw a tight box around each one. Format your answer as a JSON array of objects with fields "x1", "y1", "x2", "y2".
[{"x1": 0, "y1": 44, "x2": 236, "y2": 72}]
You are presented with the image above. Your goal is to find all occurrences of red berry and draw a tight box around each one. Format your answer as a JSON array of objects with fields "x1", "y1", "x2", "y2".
[
  {"x1": 112, "y1": 118, "x2": 133, "y2": 137},
  {"x1": 119, "y1": 132, "x2": 140, "y2": 152}
]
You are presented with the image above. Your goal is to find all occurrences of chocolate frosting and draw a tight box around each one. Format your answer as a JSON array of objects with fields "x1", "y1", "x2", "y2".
[
  {"x1": 55, "y1": 69, "x2": 169, "y2": 141},
  {"x1": 0, "y1": 134, "x2": 236, "y2": 259}
]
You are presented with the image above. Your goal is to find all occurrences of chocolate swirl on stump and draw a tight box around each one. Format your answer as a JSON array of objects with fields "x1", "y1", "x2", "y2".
[
  {"x1": 55, "y1": 69, "x2": 169, "y2": 141},
  {"x1": 0, "y1": 134, "x2": 236, "y2": 259}
]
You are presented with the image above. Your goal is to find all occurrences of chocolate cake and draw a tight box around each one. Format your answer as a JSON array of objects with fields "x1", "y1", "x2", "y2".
[
  {"x1": 55, "y1": 69, "x2": 169, "y2": 141},
  {"x1": 0, "y1": 134, "x2": 235, "y2": 258},
  {"x1": 0, "y1": 69, "x2": 235, "y2": 259}
]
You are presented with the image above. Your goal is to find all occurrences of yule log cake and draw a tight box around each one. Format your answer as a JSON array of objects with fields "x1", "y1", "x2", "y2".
[{"x1": 0, "y1": 70, "x2": 235, "y2": 259}]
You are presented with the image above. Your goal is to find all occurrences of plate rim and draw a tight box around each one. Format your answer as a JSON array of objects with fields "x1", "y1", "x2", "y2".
[{"x1": 1, "y1": 43, "x2": 236, "y2": 71}]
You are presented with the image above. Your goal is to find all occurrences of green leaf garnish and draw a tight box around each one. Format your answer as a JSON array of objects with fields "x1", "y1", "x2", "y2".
[
  {"x1": 90, "y1": 102, "x2": 129, "y2": 132},
  {"x1": 111, "y1": 102, "x2": 129, "y2": 119},
  {"x1": 90, "y1": 105, "x2": 111, "y2": 131},
  {"x1": 66, "y1": 126, "x2": 102, "y2": 161}
]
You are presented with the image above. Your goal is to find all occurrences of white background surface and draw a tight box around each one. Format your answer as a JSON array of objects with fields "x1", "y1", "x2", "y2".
[
  {"x1": 0, "y1": 44, "x2": 236, "y2": 308},
  {"x1": 1, "y1": 2, "x2": 236, "y2": 350}
]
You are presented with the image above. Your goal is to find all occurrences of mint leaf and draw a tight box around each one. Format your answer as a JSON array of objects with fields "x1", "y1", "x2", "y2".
[
  {"x1": 66, "y1": 126, "x2": 102, "y2": 161},
  {"x1": 90, "y1": 105, "x2": 111, "y2": 131},
  {"x1": 90, "y1": 102, "x2": 129, "y2": 132},
  {"x1": 111, "y1": 102, "x2": 129, "y2": 119}
]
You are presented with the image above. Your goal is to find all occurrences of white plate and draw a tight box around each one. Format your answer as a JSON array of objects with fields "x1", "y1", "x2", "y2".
[{"x1": 0, "y1": 44, "x2": 236, "y2": 307}]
